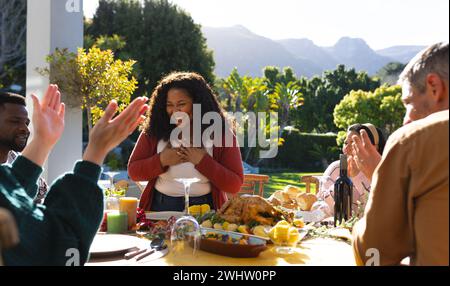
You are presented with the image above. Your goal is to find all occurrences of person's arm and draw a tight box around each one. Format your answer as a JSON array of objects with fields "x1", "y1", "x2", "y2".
[
  {"x1": 37, "y1": 159, "x2": 104, "y2": 265},
  {"x1": 0, "y1": 157, "x2": 103, "y2": 266},
  {"x1": 352, "y1": 135, "x2": 414, "y2": 266},
  {"x1": 320, "y1": 161, "x2": 339, "y2": 191},
  {"x1": 127, "y1": 132, "x2": 168, "y2": 181},
  {"x1": 1, "y1": 85, "x2": 149, "y2": 265},
  {"x1": 7, "y1": 154, "x2": 42, "y2": 199},
  {"x1": 0, "y1": 208, "x2": 19, "y2": 251},
  {"x1": 34, "y1": 178, "x2": 49, "y2": 204},
  {"x1": 194, "y1": 136, "x2": 244, "y2": 194}
]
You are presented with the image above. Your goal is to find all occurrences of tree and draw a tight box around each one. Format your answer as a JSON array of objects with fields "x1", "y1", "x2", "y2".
[
  {"x1": 270, "y1": 81, "x2": 303, "y2": 134},
  {"x1": 222, "y1": 68, "x2": 272, "y2": 163},
  {"x1": 333, "y1": 84, "x2": 405, "y2": 145},
  {"x1": 38, "y1": 47, "x2": 138, "y2": 132},
  {"x1": 86, "y1": 0, "x2": 215, "y2": 96},
  {"x1": 376, "y1": 62, "x2": 406, "y2": 86},
  {"x1": 84, "y1": 34, "x2": 126, "y2": 54},
  {"x1": 222, "y1": 68, "x2": 269, "y2": 113},
  {"x1": 0, "y1": 0, "x2": 26, "y2": 91},
  {"x1": 293, "y1": 65, "x2": 380, "y2": 133},
  {"x1": 263, "y1": 66, "x2": 297, "y2": 93}
]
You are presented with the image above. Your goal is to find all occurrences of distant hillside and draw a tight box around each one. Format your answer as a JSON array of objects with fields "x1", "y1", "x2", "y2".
[
  {"x1": 202, "y1": 25, "x2": 425, "y2": 78},
  {"x1": 323, "y1": 37, "x2": 393, "y2": 74},
  {"x1": 376, "y1": 45, "x2": 426, "y2": 63},
  {"x1": 278, "y1": 38, "x2": 338, "y2": 70},
  {"x1": 202, "y1": 26, "x2": 322, "y2": 78}
]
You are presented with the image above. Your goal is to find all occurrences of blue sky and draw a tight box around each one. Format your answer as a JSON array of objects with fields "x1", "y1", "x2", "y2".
[{"x1": 84, "y1": 0, "x2": 449, "y2": 50}]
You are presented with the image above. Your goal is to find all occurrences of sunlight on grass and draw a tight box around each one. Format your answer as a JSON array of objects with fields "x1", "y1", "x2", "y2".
[{"x1": 262, "y1": 172, "x2": 322, "y2": 198}]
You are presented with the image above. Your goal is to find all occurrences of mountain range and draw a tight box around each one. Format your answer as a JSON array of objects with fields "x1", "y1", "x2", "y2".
[{"x1": 202, "y1": 25, "x2": 426, "y2": 78}]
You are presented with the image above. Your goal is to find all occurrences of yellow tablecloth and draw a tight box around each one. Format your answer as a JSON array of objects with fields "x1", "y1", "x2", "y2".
[{"x1": 87, "y1": 238, "x2": 355, "y2": 266}]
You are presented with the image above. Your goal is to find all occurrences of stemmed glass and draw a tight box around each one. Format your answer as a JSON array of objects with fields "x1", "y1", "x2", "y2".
[
  {"x1": 104, "y1": 171, "x2": 120, "y2": 190},
  {"x1": 170, "y1": 178, "x2": 202, "y2": 256},
  {"x1": 103, "y1": 171, "x2": 121, "y2": 211}
]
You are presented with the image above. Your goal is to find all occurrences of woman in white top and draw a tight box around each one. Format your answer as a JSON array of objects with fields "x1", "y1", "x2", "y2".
[{"x1": 317, "y1": 123, "x2": 386, "y2": 216}]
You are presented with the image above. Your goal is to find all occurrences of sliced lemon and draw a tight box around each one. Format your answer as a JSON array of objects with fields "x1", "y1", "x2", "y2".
[
  {"x1": 188, "y1": 205, "x2": 201, "y2": 216},
  {"x1": 253, "y1": 225, "x2": 269, "y2": 238},
  {"x1": 200, "y1": 204, "x2": 211, "y2": 215},
  {"x1": 275, "y1": 220, "x2": 291, "y2": 227},
  {"x1": 237, "y1": 225, "x2": 249, "y2": 234},
  {"x1": 287, "y1": 227, "x2": 300, "y2": 245},
  {"x1": 201, "y1": 220, "x2": 212, "y2": 228},
  {"x1": 274, "y1": 224, "x2": 290, "y2": 241},
  {"x1": 222, "y1": 221, "x2": 230, "y2": 230},
  {"x1": 227, "y1": 223, "x2": 238, "y2": 232},
  {"x1": 293, "y1": 218, "x2": 305, "y2": 228}
]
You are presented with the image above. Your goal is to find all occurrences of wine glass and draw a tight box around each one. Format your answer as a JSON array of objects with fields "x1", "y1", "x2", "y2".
[
  {"x1": 170, "y1": 178, "x2": 202, "y2": 256},
  {"x1": 317, "y1": 175, "x2": 334, "y2": 198},
  {"x1": 104, "y1": 171, "x2": 120, "y2": 190}
]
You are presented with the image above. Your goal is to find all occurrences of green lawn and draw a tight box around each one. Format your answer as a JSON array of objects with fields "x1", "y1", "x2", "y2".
[{"x1": 262, "y1": 172, "x2": 322, "y2": 198}]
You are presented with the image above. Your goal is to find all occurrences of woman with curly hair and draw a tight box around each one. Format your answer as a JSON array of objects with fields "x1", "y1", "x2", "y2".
[{"x1": 128, "y1": 72, "x2": 243, "y2": 211}]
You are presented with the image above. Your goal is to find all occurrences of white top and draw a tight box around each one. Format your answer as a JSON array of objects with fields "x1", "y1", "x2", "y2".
[
  {"x1": 154, "y1": 139, "x2": 213, "y2": 197},
  {"x1": 316, "y1": 160, "x2": 371, "y2": 214}
]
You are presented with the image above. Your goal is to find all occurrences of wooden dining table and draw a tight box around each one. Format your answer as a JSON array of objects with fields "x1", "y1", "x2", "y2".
[{"x1": 86, "y1": 237, "x2": 356, "y2": 266}]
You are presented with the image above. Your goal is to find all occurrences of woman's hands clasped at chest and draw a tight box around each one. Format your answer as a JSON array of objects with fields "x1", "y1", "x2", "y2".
[
  {"x1": 178, "y1": 146, "x2": 207, "y2": 165},
  {"x1": 159, "y1": 145, "x2": 207, "y2": 167}
]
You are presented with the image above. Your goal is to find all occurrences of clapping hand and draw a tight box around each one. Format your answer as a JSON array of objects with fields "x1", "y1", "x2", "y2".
[
  {"x1": 83, "y1": 97, "x2": 149, "y2": 166},
  {"x1": 22, "y1": 85, "x2": 65, "y2": 166},
  {"x1": 350, "y1": 130, "x2": 382, "y2": 181},
  {"x1": 347, "y1": 154, "x2": 359, "y2": 178}
]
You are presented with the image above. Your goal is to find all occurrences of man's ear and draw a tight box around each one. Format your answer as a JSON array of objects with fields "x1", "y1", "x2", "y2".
[{"x1": 426, "y1": 73, "x2": 447, "y2": 103}]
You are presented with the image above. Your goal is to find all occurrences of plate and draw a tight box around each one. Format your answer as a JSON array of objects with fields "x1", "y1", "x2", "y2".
[
  {"x1": 191, "y1": 228, "x2": 268, "y2": 258},
  {"x1": 89, "y1": 234, "x2": 147, "y2": 258},
  {"x1": 146, "y1": 211, "x2": 184, "y2": 221}
]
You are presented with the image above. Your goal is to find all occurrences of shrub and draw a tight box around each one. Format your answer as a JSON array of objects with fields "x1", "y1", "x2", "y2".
[{"x1": 259, "y1": 131, "x2": 340, "y2": 172}]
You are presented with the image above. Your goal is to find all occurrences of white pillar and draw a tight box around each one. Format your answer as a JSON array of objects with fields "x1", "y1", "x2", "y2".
[{"x1": 26, "y1": 0, "x2": 83, "y2": 183}]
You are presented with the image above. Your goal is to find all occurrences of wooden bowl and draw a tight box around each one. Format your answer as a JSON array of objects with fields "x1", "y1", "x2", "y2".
[{"x1": 190, "y1": 228, "x2": 268, "y2": 258}]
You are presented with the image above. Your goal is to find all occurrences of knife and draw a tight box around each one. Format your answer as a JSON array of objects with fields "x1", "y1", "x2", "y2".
[{"x1": 124, "y1": 248, "x2": 147, "y2": 260}]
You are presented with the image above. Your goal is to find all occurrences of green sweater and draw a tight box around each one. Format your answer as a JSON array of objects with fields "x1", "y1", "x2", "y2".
[{"x1": 0, "y1": 156, "x2": 104, "y2": 266}]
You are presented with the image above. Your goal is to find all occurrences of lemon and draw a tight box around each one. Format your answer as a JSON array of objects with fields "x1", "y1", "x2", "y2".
[
  {"x1": 227, "y1": 223, "x2": 238, "y2": 232},
  {"x1": 268, "y1": 227, "x2": 276, "y2": 240},
  {"x1": 293, "y1": 218, "x2": 305, "y2": 228},
  {"x1": 222, "y1": 221, "x2": 230, "y2": 230},
  {"x1": 274, "y1": 224, "x2": 290, "y2": 242},
  {"x1": 287, "y1": 227, "x2": 300, "y2": 245},
  {"x1": 253, "y1": 225, "x2": 269, "y2": 238},
  {"x1": 237, "y1": 225, "x2": 249, "y2": 234},
  {"x1": 201, "y1": 220, "x2": 212, "y2": 228},
  {"x1": 188, "y1": 205, "x2": 201, "y2": 216},
  {"x1": 269, "y1": 227, "x2": 284, "y2": 244},
  {"x1": 213, "y1": 223, "x2": 223, "y2": 230},
  {"x1": 200, "y1": 204, "x2": 211, "y2": 215},
  {"x1": 275, "y1": 220, "x2": 290, "y2": 227}
]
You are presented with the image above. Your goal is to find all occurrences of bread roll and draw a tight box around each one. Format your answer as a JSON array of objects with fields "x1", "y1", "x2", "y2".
[
  {"x1": 272, "y1": 190, "x2": 285, "y2": 201},
  {"x1": 283, "y1": 185, "x2": 301, "y2": 200},
  {"x1": 296, "y1": 193, "x2": 318, "y2": 211},
  {"x1": 269, "y1": 197, "x2": 281, "y2": 207},
  {"x1": 281, "y1": 200, "x2": 298, "y2": 210}
]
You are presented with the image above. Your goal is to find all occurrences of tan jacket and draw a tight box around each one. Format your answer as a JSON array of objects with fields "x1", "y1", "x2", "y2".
[{"x1": 353, "y1": 110, "x2": 449, "y2": 266}]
